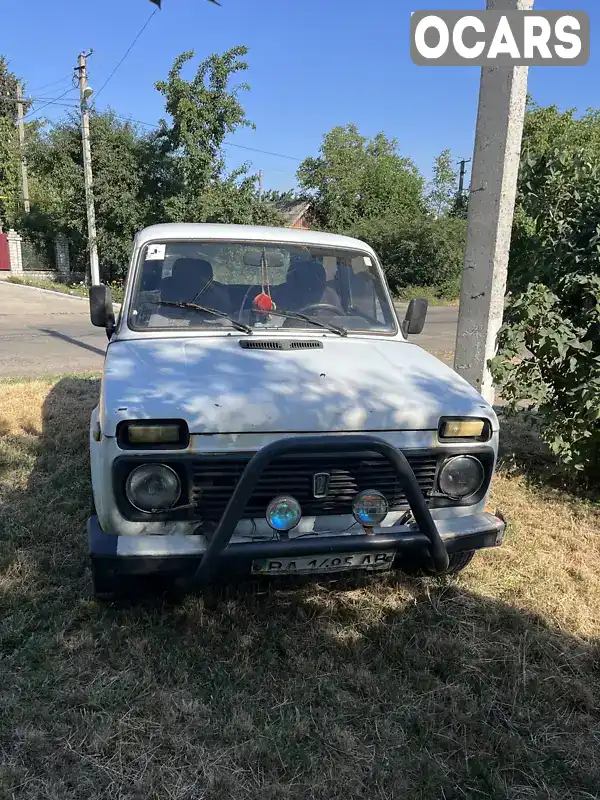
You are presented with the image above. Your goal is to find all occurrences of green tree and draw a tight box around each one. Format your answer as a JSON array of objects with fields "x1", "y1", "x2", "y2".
[
  {"x1": 0, "y1": 56, "x2": 30, "y2": 227},
  {"x1": 510, "y1": 101, "x2": 600, "y2": 292},
  {"x1": 297, "y1": 124, "x2": 425, "y2": 231},
  {"x1": 427, "y1": 148, "x2": 457, "y2": 217},
  {"x1": 351, "y1": 213, "x2": 466, "y2": 298},
  {"x1": 26, "y1": 111, "x2": 150, "y2": 279},
  {"x1": 492, "y1": 151, "x2": 600, "y2": 480},
  {"x1": 152, "y1": 47, "x2": 280, "y2": 225}
]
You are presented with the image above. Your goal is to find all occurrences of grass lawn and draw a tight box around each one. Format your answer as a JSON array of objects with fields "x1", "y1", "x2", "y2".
[
  {"x1": 394, "y1": 285, "x2": 459, "y2": 307},
  {"x1": 1, "y1": 377, "x2": 599, "y2": 800}
]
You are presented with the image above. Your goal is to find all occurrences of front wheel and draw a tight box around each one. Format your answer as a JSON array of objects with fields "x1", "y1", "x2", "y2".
[{"x1": 401, "y1": 550, "x2": 475, "y2": 577}]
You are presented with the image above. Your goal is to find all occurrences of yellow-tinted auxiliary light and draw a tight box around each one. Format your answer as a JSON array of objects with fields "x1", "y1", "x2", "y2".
[
  {"x1": 439, "y1": 418, "x2": 488, "y2": 441},
  {"x1": 127, "y1": 423, "x2": 183, "y2": 445}
]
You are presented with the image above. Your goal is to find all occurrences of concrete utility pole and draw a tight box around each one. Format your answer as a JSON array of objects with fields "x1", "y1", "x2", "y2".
[
  {"x1": 76, "y1": 51, "x2": 100, "y2": 285},
  {"x1": 258, "y1": 169, "x2": 263, "y2": 201},
  {"x1": 453, "y1": 0, "x2": 533, "y2": 403},
  {"x1": 16, "y1": 83, "x2": 30, "y2": 214}
]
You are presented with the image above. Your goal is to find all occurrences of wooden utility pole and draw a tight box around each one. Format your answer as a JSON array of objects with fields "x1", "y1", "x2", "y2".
[
  {"x1": 76, "y1": 51, "x2": 100, "y2": 285},
  {"x1": 16, "y1": 83, "x2": 30, "y2": 214},
  {"x1": 453, "y1": 0, "x2": 533, "y2": 403}
]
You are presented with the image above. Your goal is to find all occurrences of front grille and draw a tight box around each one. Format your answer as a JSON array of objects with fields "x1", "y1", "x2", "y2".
[{"x1": 190, "y1": 451, "x2": 439, "y2": 520}]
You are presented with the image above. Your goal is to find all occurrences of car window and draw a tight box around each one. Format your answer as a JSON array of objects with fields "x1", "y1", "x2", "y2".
[{"x1": 129, "y1": 240, "x2": 396, "y2": 333}]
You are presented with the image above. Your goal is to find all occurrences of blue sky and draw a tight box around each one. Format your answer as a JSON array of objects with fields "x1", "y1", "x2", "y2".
[{"x1": 2, "y1": 0, "x2": 597, "y2": 192}]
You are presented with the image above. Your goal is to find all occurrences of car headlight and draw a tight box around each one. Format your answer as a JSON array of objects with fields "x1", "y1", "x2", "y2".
[
  {"x1": 438, "y1": 455, "x2": 485, "y2": 499},
  {"x1": 125, "y1": 463, "x2": 181, "y2": 512}
]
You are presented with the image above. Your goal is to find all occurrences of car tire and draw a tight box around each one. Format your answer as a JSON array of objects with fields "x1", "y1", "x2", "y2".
[{"x1": 401, "y1": 550, "x2": 476, "y2": 577}]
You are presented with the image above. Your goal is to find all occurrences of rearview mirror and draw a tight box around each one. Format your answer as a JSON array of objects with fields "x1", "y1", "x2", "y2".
[
  {"x1": 402, "y1": 298, "x2": 428, "y2": 336},
  {"x1": 243, "y1": 249, "x2": 285, "y2": 268},
  {"x1": 90, "y1": 284, "x2": 115, "y2": 340}
]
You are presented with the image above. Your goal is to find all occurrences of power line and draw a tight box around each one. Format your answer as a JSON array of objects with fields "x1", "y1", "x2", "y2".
[
  {"x1": 29, "y1": 73, "x2": 73, "y2": 93},
  {"x1": 23, "y1": 86, "x2": 77, "y2": 119},
  {"x1": 109, "y1": 112, "x2": 302, "y2": 162},
  {"x1": 93, "y1": 8, "x2": 158, "y2": 103},
  {"x1": 223, "y1": 141, "x2": 301, "y2": 161},
  {"x1": 0, "y1": 94, "x2": 78, "y2": 105}
]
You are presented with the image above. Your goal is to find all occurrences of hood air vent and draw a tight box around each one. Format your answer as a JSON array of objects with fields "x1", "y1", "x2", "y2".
[{"x1": 240, "y1": 340, "x2": 323, "y2": 351}]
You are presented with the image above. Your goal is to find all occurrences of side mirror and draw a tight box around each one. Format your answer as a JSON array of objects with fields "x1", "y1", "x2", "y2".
[
  {"x1": 402, "y1": 298, "x2": 428, "y2": 336},
  {"x1": 90, "y1": 284, "x2": 115, "y2": 340}
]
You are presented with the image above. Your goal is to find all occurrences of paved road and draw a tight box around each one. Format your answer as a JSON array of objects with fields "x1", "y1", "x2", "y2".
[
  {"x1": 0, "y1": 281, "x2": 459, "y2": 377},
  {"x1": 0, "y1": 281, "x2": 107, "y2": 377}
]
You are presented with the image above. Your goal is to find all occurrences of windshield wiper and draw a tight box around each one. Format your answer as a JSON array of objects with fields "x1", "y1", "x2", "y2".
[
  {"x1": 260, "y1": 308, "x2": 347, "y2": 337},
  {"x1": 156, "y1": 300, "x2": 253, "y2": 334}
]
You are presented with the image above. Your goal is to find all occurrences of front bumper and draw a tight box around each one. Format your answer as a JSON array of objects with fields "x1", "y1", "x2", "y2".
[
  {"x1": 90, "y1": 434, "x2": 504, "y2": 587},
  {"x1": 88, "y1": 510, "x2": 505, "y2": 578}
]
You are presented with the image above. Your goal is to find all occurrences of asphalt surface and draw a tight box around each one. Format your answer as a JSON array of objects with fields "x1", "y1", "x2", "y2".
[
  {"x1": 0, "y1": 281, "x2": 108, "y2": 377},
  {"x1": 0, "y1": 280, "x2": 459, "y2": 378}
]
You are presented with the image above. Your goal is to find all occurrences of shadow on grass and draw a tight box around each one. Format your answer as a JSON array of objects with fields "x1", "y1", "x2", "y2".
[{"x1": 1, "y1": 377, "x2": 600, "y2": 799}]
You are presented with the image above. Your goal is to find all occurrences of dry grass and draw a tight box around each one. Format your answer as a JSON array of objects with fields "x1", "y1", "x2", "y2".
[{"x1": 1, "y1": 377, "x2": 600, "y2": 800}]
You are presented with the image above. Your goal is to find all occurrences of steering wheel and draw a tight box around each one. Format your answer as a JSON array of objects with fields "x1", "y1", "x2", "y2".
[
  {"x1": 299, "y1": 303, "x2": 343, "y2": 316},
  {"x1": 238, "y1": 284, "x2": 262, "y2": 319}
]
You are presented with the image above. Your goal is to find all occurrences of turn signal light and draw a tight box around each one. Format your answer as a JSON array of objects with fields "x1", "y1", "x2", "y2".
[{"x1": 439, "y1": 418, "x2": 489, "y2": 441}]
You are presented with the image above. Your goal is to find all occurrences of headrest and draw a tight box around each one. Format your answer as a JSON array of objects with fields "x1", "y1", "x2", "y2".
[
  {"x1": 171, "y1": 258, "x2": 213, "y2": 285},
  {"x1": 287, "y1": 260, "x2": 326, "y2": 285}
]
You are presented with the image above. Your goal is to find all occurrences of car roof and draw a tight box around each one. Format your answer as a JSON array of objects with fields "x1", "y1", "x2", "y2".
[{"x1": 135, "y1": 223, "x2": 375, "y2": 254}]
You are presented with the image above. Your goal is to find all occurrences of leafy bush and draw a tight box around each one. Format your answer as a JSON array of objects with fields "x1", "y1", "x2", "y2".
[
  {"x1": 349, "y1": 214, "x2": 466, "y2": 298},
  {"x1": 491, "y1": 152, "x2": 600, "y2": 479}
]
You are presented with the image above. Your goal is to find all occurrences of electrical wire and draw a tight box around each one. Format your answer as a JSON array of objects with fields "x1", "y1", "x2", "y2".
[
  {"x1": 93, "y1": 8, "x2": 158, "y2": 104},
  {"x1": 109, "y1": 112, "x2": 302, "y2": 162},
  {"x1": 29, "y1": 73, "x2": 73, "y2": 93},
  {"x1": 0, "y1": 94, "x2": 77, "y2": 105},
  {"x1": 23, "y1": 86, "x2": 77, "y2": 119}
]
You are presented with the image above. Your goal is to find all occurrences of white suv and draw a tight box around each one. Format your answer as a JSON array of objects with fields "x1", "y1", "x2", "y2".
[{"x1": 88, "y1": 223, "x2": 504, "y2": 601}]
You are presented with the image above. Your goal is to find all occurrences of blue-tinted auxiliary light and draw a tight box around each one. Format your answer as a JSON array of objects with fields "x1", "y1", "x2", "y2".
[
  {"x1": 266, "y1": 495, "x2": 302, "y2": 532},
  {"x1": 352, "y1": 490, "x2": 389, "y2": 527}
]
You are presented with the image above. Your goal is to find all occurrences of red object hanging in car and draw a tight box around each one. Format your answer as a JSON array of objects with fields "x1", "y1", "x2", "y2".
[{"x1": 253, "y1": 292, "x2": 275, "y2": 312}]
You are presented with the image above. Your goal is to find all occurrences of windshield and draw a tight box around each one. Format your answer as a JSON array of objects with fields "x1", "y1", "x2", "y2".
[{"x1": 128, "y1": 240, "x2": 397, "y2": 334}]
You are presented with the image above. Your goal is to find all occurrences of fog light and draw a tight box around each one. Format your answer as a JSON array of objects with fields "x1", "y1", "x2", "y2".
[
  {"x1": 438, "y1": 455, "x2": 485, "y2": 499},
  {"x1": 439, "y1": 418, "x2": 488, "y2": 440},
  {"x1": 266, "y1": 495, "x2": 302, "y2": 531},
  {"x1": 127, "y1": 423, "x2": 183, "y2": 445},
  {"x1": 125, "y1": 463, "x2": 181, "y2": 512},
  {"x1": 352, "y1": 490, "x2": 389, "y2": 527}
]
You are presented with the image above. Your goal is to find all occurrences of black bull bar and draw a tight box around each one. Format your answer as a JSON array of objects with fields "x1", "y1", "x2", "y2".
[{"x1": 187, "y1": 434, "x2": 450, "y2": 588}]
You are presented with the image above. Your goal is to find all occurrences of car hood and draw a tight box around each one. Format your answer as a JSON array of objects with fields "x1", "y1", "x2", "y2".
[{"x1": 100, "y1": 335, "x2": 497, "y2": 437}]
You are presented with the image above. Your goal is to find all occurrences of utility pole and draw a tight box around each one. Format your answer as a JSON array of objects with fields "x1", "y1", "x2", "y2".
[
  {"x1": 76, "y1": 50, "x2": 100, "y2": 285},
  {"x1": 16, "y1": 83, "x2": 30, "y2": 214},
  {"x1": 258, "y1": 169, "x2": 263, "y2": 201},
  {"x1": 457, "y1": 158, "x2": 471, "y2": 196},
  {"x1": 453, "y1": 0, "x2": 533, "y2": 404}
]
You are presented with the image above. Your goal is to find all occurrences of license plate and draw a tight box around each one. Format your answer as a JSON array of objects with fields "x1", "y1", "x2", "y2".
[{"x1": 251, "y1": 551, "x2": 395, "y2": 576}]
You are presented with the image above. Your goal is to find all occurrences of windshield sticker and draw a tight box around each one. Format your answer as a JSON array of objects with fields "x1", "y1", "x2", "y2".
[
  {"x1": 364, "y1": 256, "x2": 372, "y2": 266},
  {"x1": 146, "y1": 243, "x2": 166, "y2": 261}
]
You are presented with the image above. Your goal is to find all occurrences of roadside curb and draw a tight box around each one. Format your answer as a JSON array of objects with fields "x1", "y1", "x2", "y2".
[{"x1": 1, "y1": 279, "x2": 121, "y2": 312}]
